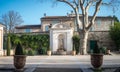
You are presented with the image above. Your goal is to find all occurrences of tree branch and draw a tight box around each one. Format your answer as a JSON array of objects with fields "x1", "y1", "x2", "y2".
[
  {"x1": 85, "y1": 1, "x2": 93, "y2": 27},
  {"x1": 57, "y1": 0, "x2": 81, "y2": 30},
  {"x1": 87, "y1": 0, "x2": 102, "y2": 30},
  {"x1": 80, "y1": 0, "x2": 85, "y2": 30},
  {"x1": 73, "y1": 0, "x2": 78, "y2": 8}
]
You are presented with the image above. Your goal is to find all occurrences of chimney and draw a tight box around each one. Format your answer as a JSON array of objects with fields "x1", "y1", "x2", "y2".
[{"x1": 44, "y1": 13, "x2": 46, "y2": 17}]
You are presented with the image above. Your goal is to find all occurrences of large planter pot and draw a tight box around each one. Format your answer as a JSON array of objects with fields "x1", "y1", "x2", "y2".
[
  {"x1": 72, "y1": 51, "x2": 76, "y2": 56},
  {"x1": 47, "y1": 51, "x2": 51, "y2": 56},
  {"x1": 91, "y1": 54, "x2": 103, "y2": 69},
  {"x1": 14, "y1": 55, "x2": 27, "y2": 70}
]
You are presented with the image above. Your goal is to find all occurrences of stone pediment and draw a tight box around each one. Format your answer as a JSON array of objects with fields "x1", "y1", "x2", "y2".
[{"x1": 51, "y1": 23, "x2": 71, "y2": 29}]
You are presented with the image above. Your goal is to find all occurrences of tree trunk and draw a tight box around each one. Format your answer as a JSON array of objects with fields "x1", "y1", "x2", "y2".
[{"x1": 80, "y1": 31, "x2": 89, "y2": 55}]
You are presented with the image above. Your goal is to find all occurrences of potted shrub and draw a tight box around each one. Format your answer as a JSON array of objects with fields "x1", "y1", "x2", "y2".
[
  {"x1": 47, "y1": 47, "x2": 51, "y2": 56},
  {"x1": 90, "y1": 41, "x2": 104, "y2": 69},
  {"x1": 14, "y1": 42, "x2": 27, "y2": 71},
  {"x1": 72, "y1": 44, "x2": 76, "y2": 56}
]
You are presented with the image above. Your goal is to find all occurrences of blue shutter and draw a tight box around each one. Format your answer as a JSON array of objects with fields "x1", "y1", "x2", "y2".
[{"x1": 45, "y1": 26, "x2": 49, "y2": 31}]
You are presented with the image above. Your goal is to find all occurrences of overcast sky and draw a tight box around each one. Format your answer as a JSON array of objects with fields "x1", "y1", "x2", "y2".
[{"x1": 0, "y1": 0, "x2": 120, "y2": 25}]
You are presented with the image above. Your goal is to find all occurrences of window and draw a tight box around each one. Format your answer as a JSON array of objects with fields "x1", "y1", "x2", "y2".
[
  {"x1": 97, "y1": 19, "x2": 101, "y2": 25},
  {"x1": 25, "y1": 29, "x2": 31, "y2": 32},
  {"x1": 45, "y1": 25, "x2": 49, "y2": 31}
]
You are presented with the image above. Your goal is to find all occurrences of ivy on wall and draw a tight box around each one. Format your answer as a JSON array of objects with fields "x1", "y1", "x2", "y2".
[{"x1": 10, "y1": 34, "x2": 49, "y2": 55}]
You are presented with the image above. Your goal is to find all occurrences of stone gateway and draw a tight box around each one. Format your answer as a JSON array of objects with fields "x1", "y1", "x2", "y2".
[{"x1": 50, "y1": 23, "x2": 73, "y2": 54}]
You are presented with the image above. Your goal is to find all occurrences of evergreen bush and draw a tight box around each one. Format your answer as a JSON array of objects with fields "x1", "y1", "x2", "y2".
[
  {"x1": 92, "y1": 42, "x2": 105, "y2": 54},
  {"x1": 72, "y1": 35, "x2": 80, "y2": 54},
  {"x1": 15, "y1": 42, "x2": 24, "y2": 55},
  {"x1": 92, "y1": 42, "x2": 101, "y2": 54}
]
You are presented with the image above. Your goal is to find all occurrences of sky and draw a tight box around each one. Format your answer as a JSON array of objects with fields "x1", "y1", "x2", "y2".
[{"x1": 0, "y1": 0, "x2": 120, "y2": 25}]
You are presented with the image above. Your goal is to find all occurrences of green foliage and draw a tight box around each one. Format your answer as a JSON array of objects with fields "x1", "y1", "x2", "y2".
[
  {"x1": 92, "y1": 42, "x2": 105, "y2": 54},
  {"x1": 23, "y1": 49, "x2": 27, "y2": 55},
  {"x1": 7, "y1": 35, "x2": 11, "y2": 56},
  {"x1": 92, "y1": 42, "x2": 100, "y2": 54},
  {"x1": 99, "y1": 46, "x2": 107, "y2": 54},
  {"x1": 72, "y1": 35, "x2": 80, "y2": 54},
  {"x1": 38, "y1": 47, "x2": 47, "y2": 55},
  {"x1": 27, "y1": 49, "x2": 35, "y2": 56},
  {"x1": 110, "y1": 22, "x2": 120, "y2": 50},
  {"x1": 11, "y1": 34, "x2": 49, "y2": 55},
  {"x1": 3, "y1": 35, "x2": 7, "y2": 50},
  {"x1": 42, "y1": 47, "x2": 47, "y2": 55},
  {"x1": 10, "y1": 33, "x2": 21, "y2": 48},
  {"x1": 113, "y1": 15, "x2": 119, "y2": 22},
  {"x1": 15, "y1": 42, "x2": 24, "y2": 55}
]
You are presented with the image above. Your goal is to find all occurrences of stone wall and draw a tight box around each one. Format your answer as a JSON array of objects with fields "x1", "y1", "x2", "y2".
[
  {"x1": 3, "y1": 50, "x2": 14, "y2": 56},
  {"x1": 88, "y1": 31, "x2": 115, "y2": 51},
  {"x1": 0, "y1": 26, "x2": 3, "y2": 56}
]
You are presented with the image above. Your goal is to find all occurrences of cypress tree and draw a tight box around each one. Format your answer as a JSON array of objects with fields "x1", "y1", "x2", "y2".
[{"x1": 7, "y1": 36, "x2": 11, "y2": 56}]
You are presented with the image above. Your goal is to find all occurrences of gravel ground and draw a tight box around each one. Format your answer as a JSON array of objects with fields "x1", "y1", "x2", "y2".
[{"x1": 0, "y1": 67, "x2": 120, "y2": 72}]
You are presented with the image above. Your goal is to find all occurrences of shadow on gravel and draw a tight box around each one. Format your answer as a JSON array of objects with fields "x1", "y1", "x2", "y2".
[
  {"x1": 89, "y1": 67, "x2": 120, "y2": 72},
  {"x1": 0, "y1": 68, "x2": 26, "y2": 72},
  {"x1": 33, "y1": 68, "x2": 83, "y2": 72}
]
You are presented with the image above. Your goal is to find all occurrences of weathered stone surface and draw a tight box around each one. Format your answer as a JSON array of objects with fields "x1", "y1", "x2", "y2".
[{"x1": 88, "y1": 31, "x2": 115, "y2": 50}]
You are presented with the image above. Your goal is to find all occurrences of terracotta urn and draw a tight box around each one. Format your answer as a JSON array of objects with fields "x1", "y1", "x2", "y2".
[
  {"x1": 91, "y1": 54, "x2": 103, "y2": 69},
  {"x1": 14, "y1": 55, "x2": 26, "y2": 70}
]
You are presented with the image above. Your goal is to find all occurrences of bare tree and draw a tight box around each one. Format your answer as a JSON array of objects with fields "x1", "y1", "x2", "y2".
[
  {"x1": 56, "y1": 0, "x2": 119, "y2": 55},
  {"x1": 0, "y1": 10, "x2": 24, "y2": 33}
]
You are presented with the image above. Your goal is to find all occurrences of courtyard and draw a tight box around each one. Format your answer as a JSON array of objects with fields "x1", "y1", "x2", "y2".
[
  {"x1": 0, "y1": 53, "x2": 120, "y2": 72},
  {"x1": 0, "y1": 0, "x2": 120, "y2": 72}
]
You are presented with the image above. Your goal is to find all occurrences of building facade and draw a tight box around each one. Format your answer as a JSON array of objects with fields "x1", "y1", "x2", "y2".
[
  {"x1": 15, "y1": 25, "x2": 41, "y2": 33},
  {"x1": 15, "y1": 15, "x2": 114, "y2": 54},
  {"x1": 0, "y1": 24, "x2": 5, "y2": 56}
]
